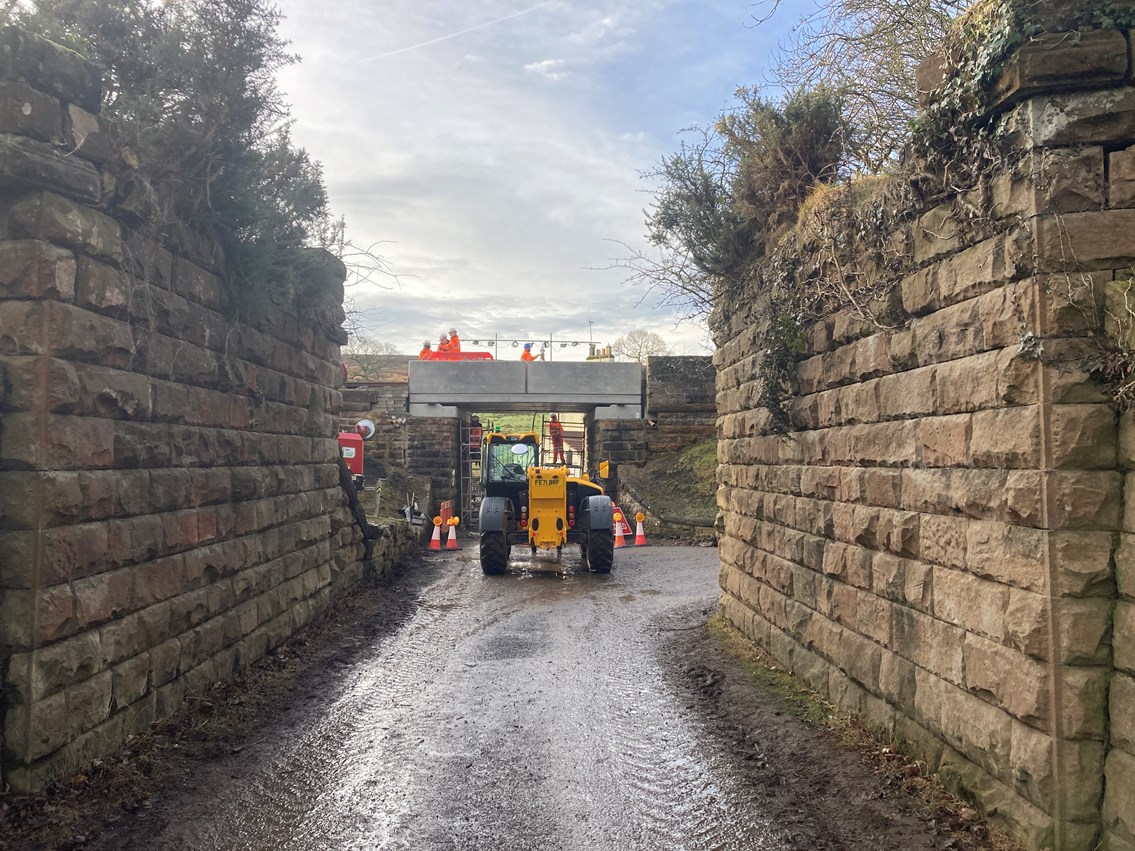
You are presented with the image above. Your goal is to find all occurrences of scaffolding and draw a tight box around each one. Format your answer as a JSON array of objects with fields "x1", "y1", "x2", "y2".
[{"x1": 459, "y1": 422, "x2": 484, "y2": 531}]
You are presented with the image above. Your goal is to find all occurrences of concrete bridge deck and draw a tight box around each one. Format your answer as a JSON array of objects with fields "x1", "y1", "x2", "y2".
[{"x1": 407, "y1": 361, "x2": 642, "y2": 418}]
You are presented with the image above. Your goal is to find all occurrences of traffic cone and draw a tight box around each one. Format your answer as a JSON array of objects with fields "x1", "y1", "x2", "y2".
[
  {"x1": 633, "y1": 512, "x2": 649, "y2": 546},
  {"x1": 446, "y1": 518, "x2": 460, "y2": 549},
  {"x1": 613, "y1": 510, "x2": 627, "y2": 548},
  {"x1": 428, "y1": 517, "x2": 443, "y2": 551}
]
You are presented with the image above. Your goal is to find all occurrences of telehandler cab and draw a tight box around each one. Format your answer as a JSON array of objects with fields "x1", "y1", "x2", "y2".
[{"x1": 477, "y1": 431, "x2": 615, "y2": 575}]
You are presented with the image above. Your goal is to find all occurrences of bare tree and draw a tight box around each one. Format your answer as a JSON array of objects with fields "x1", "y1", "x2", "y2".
[
  {"x1": 342, "y1": 335, "x2": 403, "y2": 381},
  {"x1": 611, "y1": 329, "x2": 672, "y2": 364},
  {"x1": 754, "y1": 0, "x2": 967, "y2": 172}
]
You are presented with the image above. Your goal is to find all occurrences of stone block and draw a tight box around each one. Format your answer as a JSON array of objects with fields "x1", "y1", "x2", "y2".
[
  {"x1": 0, "y1": 299, "x2": 134, "y2": 366},
  {"x1": 1048, "y1": 404, "x2": 1116, "y2": 469},
  {"x1": 1005, "y1": 86, "x2": 1135, "y2": 149},
  {"x1": 32, "y1": 629, "x2": 102, "y2": 700},
  {"x1": 1035, "y1": 146, "x2": 1106, "y2": 214},
  {"x1": 1048, "y1": 533, "x2": 1112, "y2": 599},
  {"x1": 877, "y1": 367, "x2": 936, "y2": 419},
  {"x1": 1049, "y1": 471, "x2": 1121, "y2": 530},
  {"x1": 934, "y1": 566, "x2": 1010, "y2": 643},
  {"x1": 72, "y1": 567, "x2": 132, "y2": 629},
  {"x1": 918, "y1": 515, "x2": 966, "y2": 568},
  {"x1": 893, "y1": 605, "x2": 964, "y2": 685},
  {"x1": 0, "y1": 412, "x2": 115, "y2": 469},
  {"x1": 1103, "y1": 749, "x2": 1135, "y2": 847},
  {"x1": 1055, "y1": 597, "x2": 1112, "y2": 666},
  {"x1": 970, "y1": 407, "x2": 1041, "y2": 468},
  {"x1": 1111, "y1": 143, "x2": 1135, "y2": 208},
  {"x1": 963, "y1": 634, "x2": 1049, "y2": 725},
  {"x1": 934, "y1": 351, "x2": 1005, "y2": 414},
  {"x1": 171, "y1": 257, "x2": 223, "y2": 310},
  {"x1": 111, "y1": 652, "x2": 149, "y2": 710},
  {"x1": 1116, "y1": 600, "x2": 1135, "y2": 675},
  {"x1": 914, "y1": 667, "x2": 1012, "y2": 776},
  {"x1": 0, "y1": 133, "x2": 99, "y2": 202},
  {"x1": 965, "y1": 521, "x2": 1046, "y2": 593},
  {"x1": 1004, "y1": 588, "x2": 1048, "y2": 659},
  {"x1": 0, "y1": 78, "x2": 61, "y2": 142},
  {"x1": 914, "y1": 204, "x2": 960, "y2": 264},
  {"x1": 4, "y1": 190, "x2": 122, "y2": 264},
  {"x1": 63, "y1": 103, "x2": 114, "y2": 165},
  {"x1": 0, "y1": 239, "x2": 74, "y2": 299},
  {"x1": 1034, "y1": 208, "x2": 1135, "y2": 272},
  {"x1": 1112, "y1": 672, "x2": 1135, "y2": 753},
  {"x1": 0, "y1": 27, "x2": 102, "y2": 111},
  {"x1": 902, "y1": 468, "x2": 1042, "y2": 527},
  {"x1": 992, "y1": 30, "x2": 1129, "y2": 109},
  {"x1": 900, "y1": 267, "x2": 938, "y2": 317},
  {"x1": 75, "y1": 256, "x2": 132, "y2": 315},
  {"x1": 1059, "y1": 665, "x2": 1110, "y2": 741},
  {"x1": 919, "y1": 414, "x2": 971, "y2": 467},
  {"x1": 149, "y1": 636, "x2": 180, "y2": 687}
]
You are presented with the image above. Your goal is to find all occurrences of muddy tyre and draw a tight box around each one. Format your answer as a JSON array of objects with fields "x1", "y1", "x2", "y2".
[
  {"x1": 586, "y1": 529, "x2": 614, "y2": 573},
  {"x1": 480, "y1": 532, "x2": 509, "y2": 575}
]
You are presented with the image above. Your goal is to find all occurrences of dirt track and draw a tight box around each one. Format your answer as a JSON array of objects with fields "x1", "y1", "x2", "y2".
[{"x1": 75, "y1": 545, "x2": 998, "y2": 851}]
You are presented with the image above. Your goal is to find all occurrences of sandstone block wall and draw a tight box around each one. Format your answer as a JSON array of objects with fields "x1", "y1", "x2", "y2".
[
  {"x1": 0, "y1": 29, "x2": 416, "y2": 792},
  {"x1": 715, "y1": 22, "x2": 1134, "y2": 851}
]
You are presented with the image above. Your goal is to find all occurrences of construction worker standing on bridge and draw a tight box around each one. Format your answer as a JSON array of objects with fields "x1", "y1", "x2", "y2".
[
  {"x1": 548, "y1": 413, "x2": 566, "y2": 464},
  {"x1": 438, "y1": 333, "x2": 451, "y2": 353},
  {"x1": 419, "y1": 340, "x2": 432, "y2": 360},
  {"x1": 520, "y1": 343, "x2": 537, "y2": 362},
  {"x1": 447, "y1": 328, "x2": 461, "y2": 352}
]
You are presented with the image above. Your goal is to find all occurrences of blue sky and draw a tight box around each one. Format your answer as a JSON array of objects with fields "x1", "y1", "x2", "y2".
[{"x1": 272, "y1": 0, "x2": 797, "y2": 358}]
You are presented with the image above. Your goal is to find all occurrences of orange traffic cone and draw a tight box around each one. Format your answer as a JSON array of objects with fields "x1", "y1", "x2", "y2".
[
  {"x1": 446, "y1": 518, "x2": 460, "y2": 549},
  {"x1": 633, "y1": 512, "x2": 649, "y2": 546},
  {"x1": 613, "y1": 510, "x2": 627, "y2": 548},
  {"x1": 428, "y1": 517, "x2": 443, "y2": 551}
]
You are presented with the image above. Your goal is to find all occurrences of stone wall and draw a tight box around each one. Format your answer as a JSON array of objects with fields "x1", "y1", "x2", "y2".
[
  {"x1": 340, "y1": 383, "x2": 411, "y2": 471},
  {"x1": 589, "y1": 356, "x2": 716, "y2": 468},
  {"x1": 0, "y1": 28, "x2": 416, "y2": 792},
  {"x1": 715, "y1": 16, "x2": 1134, "y2": 851}
]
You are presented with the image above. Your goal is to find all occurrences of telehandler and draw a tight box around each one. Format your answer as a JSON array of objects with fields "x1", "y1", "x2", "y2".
[{"x1": 477, "y1": 431, "x2": 614, "y2": 575}]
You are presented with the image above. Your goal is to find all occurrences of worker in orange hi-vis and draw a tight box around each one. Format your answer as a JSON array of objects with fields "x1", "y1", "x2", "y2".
[
  {"x1": 520, "y1": 342, "x2": 537, "y2": 362},
  {"x1": 447, "y1": 327, "x2": 461, "y2": 352},
  {"x1": 437, "y1": 333, "x2": 451, "y2": 353},
  {"x1": 419, "y1": 340, "x2": 432, "y2": 360},
  {"x1": 548, "y1": 413, "x2": 566, "y2": 464}
]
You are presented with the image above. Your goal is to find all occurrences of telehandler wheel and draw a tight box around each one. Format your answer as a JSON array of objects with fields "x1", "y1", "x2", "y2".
[
  {"x1": 586, "y1": 529, "x2": 614, "y2": 573},
  {"x1": 479, "y1": 532, "x2": 509, "y2": 575}
]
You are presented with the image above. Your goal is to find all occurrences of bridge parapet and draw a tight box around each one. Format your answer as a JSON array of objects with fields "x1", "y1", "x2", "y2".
[{"x1": 407, "y1": 361, "x2": 643, "y2": 417}]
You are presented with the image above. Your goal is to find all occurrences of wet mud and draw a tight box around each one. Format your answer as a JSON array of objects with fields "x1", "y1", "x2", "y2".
[{"x1": 71, "y1": 545, "x2": 996, "y2": 850}]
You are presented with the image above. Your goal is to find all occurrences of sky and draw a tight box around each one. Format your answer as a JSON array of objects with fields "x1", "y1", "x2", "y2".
[{"x1": 271, "y1": 0, "x2": 797, "y2": 359}]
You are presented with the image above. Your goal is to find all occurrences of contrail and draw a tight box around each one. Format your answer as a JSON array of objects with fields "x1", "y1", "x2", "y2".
[{"x1": 359, "y1": 2, "x2": 555, "y2": 63}]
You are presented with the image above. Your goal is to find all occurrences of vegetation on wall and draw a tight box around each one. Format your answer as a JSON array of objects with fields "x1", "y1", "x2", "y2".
[
  {"x1": 615, "y1": 86, "x2": 848, "y2": 323},
  {"x1": 753, "y1": 0, "x2": 967, "y2": 172},
  {"x1": 628, "y1": 0, "x2": 1135, "y2": 432},
  {"x1": 7, "y1": 0, "x2": 361, "y2": 311}
]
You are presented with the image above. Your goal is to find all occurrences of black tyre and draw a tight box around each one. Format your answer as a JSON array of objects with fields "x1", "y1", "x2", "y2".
[
  {"x1": 586, "y1": 529, "x2": 614, "y2": 573},
  {"x1": 479, "y1": 531, "x2": 509, "y2": 575}
]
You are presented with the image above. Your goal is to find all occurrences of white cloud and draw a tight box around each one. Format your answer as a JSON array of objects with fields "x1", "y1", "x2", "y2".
[
  {"x1": 269, "y1": 0, "x2": 782, "y2": 356},
  {"x1": 524, "y1": 58, "x2": 568, "y2": 81}
]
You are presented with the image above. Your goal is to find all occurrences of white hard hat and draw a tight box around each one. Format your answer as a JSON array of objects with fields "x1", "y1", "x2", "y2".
[
  {"x1": 423, "y1": 340, "x2": 431, "y2": 346},
  {"x1": 449, "y1": 327, "x2": 457, "y2": 335}
]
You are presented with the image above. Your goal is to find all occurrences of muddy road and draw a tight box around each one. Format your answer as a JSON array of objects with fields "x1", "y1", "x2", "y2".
[{"x1": 83, "y1": 546, "x2": 982, "y2": 851}]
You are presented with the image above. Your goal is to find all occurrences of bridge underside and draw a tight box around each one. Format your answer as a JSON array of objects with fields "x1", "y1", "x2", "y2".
[{"x1": 406, "y1": 361, "x2": 643, "y2": 419}]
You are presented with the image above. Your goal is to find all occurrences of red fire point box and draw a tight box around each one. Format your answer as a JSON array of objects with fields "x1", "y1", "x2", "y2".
[{"x1": 337, "y1": 432, "x2": 364, "y2": 477}]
